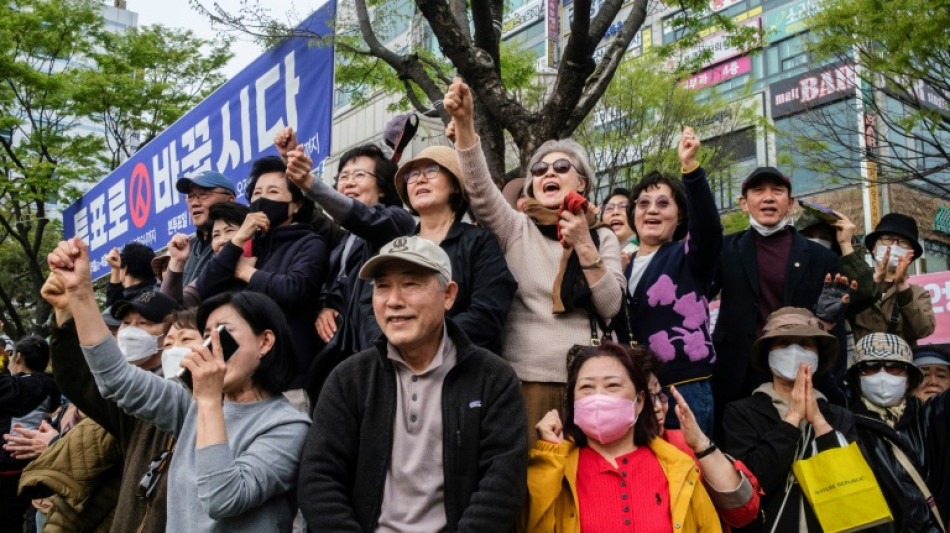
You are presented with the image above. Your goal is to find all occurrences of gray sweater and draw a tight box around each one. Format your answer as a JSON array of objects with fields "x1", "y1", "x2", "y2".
[{"x1": 82, "y1": 336, "x2": 310, "y2": 532}]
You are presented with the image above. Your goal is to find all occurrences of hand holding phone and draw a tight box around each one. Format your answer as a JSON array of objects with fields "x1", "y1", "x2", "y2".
[{"x1": 176, "y1": 325, "x2": 239, "y2": 392}]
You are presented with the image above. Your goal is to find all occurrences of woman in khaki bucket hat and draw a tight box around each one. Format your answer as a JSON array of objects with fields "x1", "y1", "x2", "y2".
[{"x1": 720, "y1": 307, "x2": 857, "y2": 531}]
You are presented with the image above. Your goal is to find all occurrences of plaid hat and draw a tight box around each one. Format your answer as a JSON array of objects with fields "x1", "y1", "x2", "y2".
[
  {"x1": 851, "y1": 333, "x2": 923, "y2": 390},
  {"x1": 359, "y1": 236, "x2": 452, "y2": 281},
  {"x1": 741, "y1": 167, "x2": 792, "y2": 195},
  {"x1": 111, "y1": 291, "x2": 181, "y2": 323},
  {"x1": 750, "y1": 307, "x2": 838, "y2": 375},
  {"x1": 175, "y1": 170, "x2": 236, "y2": 195}
]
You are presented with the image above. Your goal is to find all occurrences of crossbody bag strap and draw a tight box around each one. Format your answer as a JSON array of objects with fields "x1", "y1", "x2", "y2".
[
  {"x1": 886, "y1": 301, "x2": 901, "y2": 334},
  {"x1": 888, "y1": 439, "x2": 945, "y2": 530}
]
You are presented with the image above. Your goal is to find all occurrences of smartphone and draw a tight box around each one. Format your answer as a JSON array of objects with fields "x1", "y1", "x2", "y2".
[
  {"x1": 798, "y1": 199, "x2": 841, "y2": 223},
  {"x1": 176, "y1": 325, "x2": 240, "y2": 391}
]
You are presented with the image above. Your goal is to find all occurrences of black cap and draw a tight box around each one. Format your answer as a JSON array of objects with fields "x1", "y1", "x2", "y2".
[
  {"x1": 111, "y1": 291, "x2": 181, "y2": 323},
  {"x1": 741, "y1": 167, "x2": 792, "y2": 195}
]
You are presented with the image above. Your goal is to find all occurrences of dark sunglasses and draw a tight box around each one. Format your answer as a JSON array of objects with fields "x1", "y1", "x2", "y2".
[
  {"x1": 137, "y1": 449, "x2": 172, "y2": 500},
  {"x1": 858, "y1": 361, "x2": 908, "y2": 377},
  {"x1": 530, "y1": 158, "x2": 577, "y2": 177}
]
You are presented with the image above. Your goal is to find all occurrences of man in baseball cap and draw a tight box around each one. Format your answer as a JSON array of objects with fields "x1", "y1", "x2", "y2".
[
  {"x1": 168, "y1": 171, "x2": 237, "y2": 293},
  {"x1": 713, "y1": 165, "x2": 844, "y2": 413},
  {"x1": 110, "y1": 291, "x2": 181, "y2": 369},
  {"x1": 299, "y1": 235, "x2": 528, "y2": 531}
]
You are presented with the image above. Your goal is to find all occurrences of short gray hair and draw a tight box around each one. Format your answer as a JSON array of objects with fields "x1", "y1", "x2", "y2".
[{"x1": 524, "y1": 138, "x2": 595, "y2": 199}]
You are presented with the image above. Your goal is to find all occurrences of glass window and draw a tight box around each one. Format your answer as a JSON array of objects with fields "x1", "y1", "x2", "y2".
[{"x1": 774, "y1": 99, "x2": 862, "y2": 196}]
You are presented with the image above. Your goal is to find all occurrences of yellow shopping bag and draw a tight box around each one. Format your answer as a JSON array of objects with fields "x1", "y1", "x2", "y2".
[{"x1": 792, "y1": 442, "x2": 893, "y2": 533}]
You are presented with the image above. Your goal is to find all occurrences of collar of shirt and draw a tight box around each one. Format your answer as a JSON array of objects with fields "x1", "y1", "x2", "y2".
[{"x1": 386, "y1": 323, "x2": 452, "y2": 376}]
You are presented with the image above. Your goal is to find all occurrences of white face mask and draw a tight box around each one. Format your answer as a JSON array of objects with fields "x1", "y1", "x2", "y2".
[
  {"x1": 749, "y1": 214, "x2": 788, "y2": 237},
  {"x1": 860, "y1": 372, "x2": 907, "y2": 407},
  {"x1": 874, "y1": 244, "x2": 909, "y2": 271},
  {"x1": 769, "y1": 344, "x2": 819, "y2": 381},
  {"x1": 161, "y1": 346, "x2": 190, "y2": 379},
  {"x1": 117, "y1": 326, "x2": 159, "y2": 364},
  {"x1": 808, "y1": 237, "x2": 833, "y2": 250}
]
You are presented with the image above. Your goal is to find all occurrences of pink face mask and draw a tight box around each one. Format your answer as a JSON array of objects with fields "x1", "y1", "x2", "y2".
[{"x1": 574, "y1": 394, "x2": 638, "y2": 444}]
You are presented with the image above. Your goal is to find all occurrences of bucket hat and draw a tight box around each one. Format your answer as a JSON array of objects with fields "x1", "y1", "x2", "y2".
[
  {"x1": 394, "y1": 145, "x2": 466, "y2": 207},
  {"x1": 850, "y1": 332, "x2": 924, "y2": 390},
  {"x1": 750, "y1": 307, "x2": 838, "y2": 375},
  {"x1": 863, "y1": 213, "x2": 923, "y2": 258}
]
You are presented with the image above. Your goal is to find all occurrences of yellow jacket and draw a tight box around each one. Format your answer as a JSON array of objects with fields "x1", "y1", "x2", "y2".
[{"x1": 520, "y1": 437, "x2": 722, "y2": 533}]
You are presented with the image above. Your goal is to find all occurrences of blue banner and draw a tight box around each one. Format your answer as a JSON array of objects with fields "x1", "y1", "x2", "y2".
[{"x1": 64, "y1": 2, "x2": 336, "y2": 278}]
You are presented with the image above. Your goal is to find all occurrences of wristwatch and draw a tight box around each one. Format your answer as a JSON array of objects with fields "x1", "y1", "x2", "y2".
[{"x1": 581, "y1": 256, "x2": 604, "y2": 270}]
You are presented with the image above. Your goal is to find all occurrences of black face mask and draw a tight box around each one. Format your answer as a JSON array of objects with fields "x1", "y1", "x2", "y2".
[{"x1": 249, "y1": 197, "x2": 291, "y2": 227}]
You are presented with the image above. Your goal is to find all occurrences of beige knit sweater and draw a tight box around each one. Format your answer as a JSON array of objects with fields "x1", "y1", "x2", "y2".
[{"x1": 457, "y1": 140, "x2": 626, "y2": 383}]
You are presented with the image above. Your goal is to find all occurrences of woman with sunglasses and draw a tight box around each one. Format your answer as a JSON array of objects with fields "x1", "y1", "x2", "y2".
[
  {"x1": 635, "y1": 346, "x2": 762, "y2": 529},
  {"x1": 611, "y1": 129, "x2": 722, "y2": 438},
  {"x1": 845, "y1": 333, "x2": 950, "y2": 531},
  {"x1": 522, "y1": 342, "x2": 721, "y2": 532},
  {"x1": 45, "y1": 238, "x2": 310, "y2": 533},
  {"x1": 357, "y1": 145, "x2": 516, "y2": 354},
  {"x1": 445, "y1": 79, "x2": 625, "y2": 441}
]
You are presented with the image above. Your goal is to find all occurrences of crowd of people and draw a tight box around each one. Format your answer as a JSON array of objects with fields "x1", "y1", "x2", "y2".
[{"x1": 0, "y1": 77, "x2": 947, "y2": 533}]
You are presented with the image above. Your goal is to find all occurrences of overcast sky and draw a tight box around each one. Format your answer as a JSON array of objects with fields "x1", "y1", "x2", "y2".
[{"x1": 129, "y1": 0, "x2": 328, "y2": 79}]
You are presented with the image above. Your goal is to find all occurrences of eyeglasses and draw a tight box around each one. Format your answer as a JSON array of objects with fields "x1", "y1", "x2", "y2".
[
  {"x1": 635, "y1": 196, "x2": 673, "y2": 211},
  {"x1": 336, "y1": 170, "x2": 377, "y2": 185},
  {"x1": 858, "y1": 361, "x2": 908, "y2": 377},
  {"x1": 878, "y1": 236, "x2": 912, "y2": 248},
  {"x1": 185, "y1": 190, "x2": 230, "y2": 202},
  {"x1": 602, "y1": 201, "x2": 629, "y2": 212},
  {"x1": 530, "y1": 158, "x2": 577, "y2": 177},
  {"x1": 136, "y1": 449, "x2": 172, "y2": 500},
  {"x1": 651, "y1": 391, "x2": 668, "y2": 406},
  {"x1": 405, "y1": 165, "x2": 442, "y2": 184}
]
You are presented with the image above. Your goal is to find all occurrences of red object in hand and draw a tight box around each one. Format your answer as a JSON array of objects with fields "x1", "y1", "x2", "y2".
[
  {"x1": 557, "y1": 191, "x2": 590, "y2": 248},
  {"x1": 242, "y1": 240, "x2": 254, "y2": 258}
]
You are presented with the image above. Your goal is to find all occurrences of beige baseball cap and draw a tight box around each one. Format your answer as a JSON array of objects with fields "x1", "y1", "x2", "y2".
[{"x1": 359, "y1": 236, "x2": 452, "y2": 281}]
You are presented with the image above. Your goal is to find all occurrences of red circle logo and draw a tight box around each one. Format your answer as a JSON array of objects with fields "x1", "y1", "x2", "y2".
[{"x1": 129, "y1": 162, "x2": 152, "y2": 229}]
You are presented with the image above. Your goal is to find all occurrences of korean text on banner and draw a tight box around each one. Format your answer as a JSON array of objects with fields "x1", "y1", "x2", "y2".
[{"x1": 63, "y1": 2, "x2": 336, "y2": 279}]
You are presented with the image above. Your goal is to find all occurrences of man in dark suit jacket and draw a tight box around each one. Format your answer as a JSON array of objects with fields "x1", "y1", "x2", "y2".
[{"x1": 712, "y1": 167, "x2": 842, "y2": 415}]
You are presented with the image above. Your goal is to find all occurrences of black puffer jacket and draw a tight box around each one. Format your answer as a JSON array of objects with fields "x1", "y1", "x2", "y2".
[
  {"x1": 361, "y1": 220, "x2": 518, "y2": 355},
  {"x1": 850, "y1": 405, "x2": 941, "y2": 532},
  {"x1": 722, "y1": 389, "x2": 858, "y2": 533}
]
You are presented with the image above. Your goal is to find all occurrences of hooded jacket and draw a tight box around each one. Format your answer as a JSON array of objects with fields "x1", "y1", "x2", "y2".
[
  {"x1": 520, "y1": 437, "x2": 721, "y2": 533},
  {"x1": 19, "y1": 418, "x2": 121, "y2": 533},
  {"x1": 197, "y1": 223, "x2": 328, "y2": 388}
]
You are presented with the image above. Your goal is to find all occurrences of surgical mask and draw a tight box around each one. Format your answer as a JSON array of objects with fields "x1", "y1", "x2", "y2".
[
  {"x1": 808, "y1": 237, "x2": 833, "y2": 250},
  {"x1": 249, "y1": 197, "x2": 291, "y2": 227},
  {"x1": 874, "y1": 244, "x2": 909, "y2": 271},
  {"x1": 574, "y1": 394, "x2": 637, "y2": 444},
  {"x1": 860, "y1": 372, "x2": 907, "y2": 407},
  {"x1": 749, "y1": 215, "x2": 788, "y2": 237},
  {"x1": 768, "y1": 344, "x2": 820, "y2": 381},
  {"x1": 116, "y1": 326, "x2": 160, "y2": 364},
  {"x1": 161, "y1": 346, "x2": 190, "y2": 379}
]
